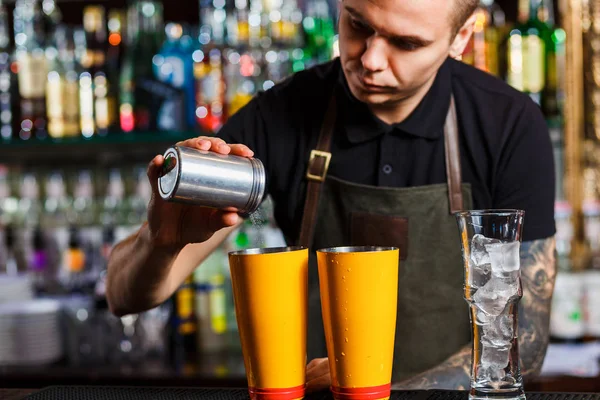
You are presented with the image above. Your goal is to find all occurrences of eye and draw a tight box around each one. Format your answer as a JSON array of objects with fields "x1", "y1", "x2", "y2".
[
  {"x1": 394, "y1": 40, "x2": 419, "y2": 51},
  {"x1": 349, "y1": 17, "x2": 371, "y2": 33},
  {"x1": 392, "y1": 40, "x2": 419, "y2": 51}
]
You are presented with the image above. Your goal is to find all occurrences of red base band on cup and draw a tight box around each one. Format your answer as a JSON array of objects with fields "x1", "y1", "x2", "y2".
[
  {"x1": 331, "y1": 383, "x2": 392, "y2": 400},
  {"x1": 248, "y1": 384, "x2": 306, "y2": 400}
]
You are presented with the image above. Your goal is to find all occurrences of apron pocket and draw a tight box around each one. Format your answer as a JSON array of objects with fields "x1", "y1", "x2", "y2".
[{"x1": 350, "y1": 212, "x2": 408, "y2": 261}]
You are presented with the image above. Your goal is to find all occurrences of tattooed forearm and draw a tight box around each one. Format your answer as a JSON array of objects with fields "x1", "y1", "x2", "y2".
[
  {"x1": 393, "y1": 237, "x2": 556, "y2": 390},
  {"x1": 517, "y1": 237, "x2": 557, "y2": 377},
  {"x1": 392, "y1": 345, "x2": 471, "y2": 390}
]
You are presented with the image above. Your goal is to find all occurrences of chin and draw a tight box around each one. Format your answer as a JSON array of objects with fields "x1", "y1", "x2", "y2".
[{"x1": 349, "y1": 85, "x2": 394, "y2": 106}]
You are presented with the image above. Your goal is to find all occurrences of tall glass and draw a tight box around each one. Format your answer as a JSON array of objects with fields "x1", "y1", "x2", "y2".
[{"x1": 455, "y1": 210, "x2": 526, "y2": 400}]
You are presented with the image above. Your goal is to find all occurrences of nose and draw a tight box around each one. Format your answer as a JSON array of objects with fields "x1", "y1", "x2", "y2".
[{"x1": 361, "y1": 34, "x2": 388, "y2": 73}]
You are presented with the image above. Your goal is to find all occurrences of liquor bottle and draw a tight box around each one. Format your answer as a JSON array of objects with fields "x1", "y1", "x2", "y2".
[
  {"x1": 538, "y1": 0, "x2": 566, "y2": 123},
  {"x1": 43, "y1": 170, "x2": 71, "y2": 228},
  {"x1": 169, "y1": 275, "x2": 197, "y2": 368},
  {"x1": 303, "y1": 0, "x2": 333, "y2": 65},
  {"x1": 195, "y1": 48, "x2": 226, "y2": 133},
  {"x1": 233, "y1": 0, "x2": 249, "y2": 46},
  {"x1": 223, "y1": 49, "x2": 255, "y2": 118},
  {"x1": 507, "y1": 0, "x2": 552, "y2": 106},
  {"x1": 280, "y1": 0, "x2": 303, "y2": 48},
  {"x1": 83, "y1": 6, "x2": 113, "y2": 136},
  {"x1": 119, "y1": 0, "x2": 164, "y2": 132},
  {"x1": 69, "y1": 170, "x2": 96, "y2": 227},
  {"x1": 17, "y1": 172, "x2": 41, "y2": 228},
  {"x1": 41, "y1": 0, "x2": 61, "y2": 47},
  {"x1": 30, "y1": 226, "x2": 48, "y2": 291},
  {"x1": 100, "y1": 169, "x2": 126, "y2": 227},
  {"x1": 0, "y1": 1, "x2": 12, "y2": 141},
  {"x1": 63, "y1": 226, "x2": 86, "y2": 291},
  {"x1": 154, "y1": 23, "x2": 197, "y2": 130},
  {"x1": 106, "y1": 10, "x2": 125, "y2": 132},
  {"x1": 46, "y1": 26, "x2": 81, "y2": 138},
  {"x1": 465, "y1": 0, "x2": 506, "y2": 77},
  {"x1": 14, "y1": 0, "x2": 48, "y2": 140}
]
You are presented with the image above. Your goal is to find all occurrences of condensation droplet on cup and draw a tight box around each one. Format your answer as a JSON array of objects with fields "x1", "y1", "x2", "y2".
[
  {"x1": 345, "y1": 328, "x2": 348, "y2": 331},
  {"x1": 341, "y1": 352, "x2": 346, "y2": 356},
  {"x1": 342, "y1": 275, "x2": 346, "y2": 280},
  {"x1": 344, "y1": 307, "x2": 347, "y2": 311},
  {"x1": 335, "y1": 358, "x2": 339, "y2": 362},
  {"x1": 347, "y1": 268, "x2": 351, "y2": 272},
  {"x1": 345, "y1": 338, "x2": 349, "y2": 343}
]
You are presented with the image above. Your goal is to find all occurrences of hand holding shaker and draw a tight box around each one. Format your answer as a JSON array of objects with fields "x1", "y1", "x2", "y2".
[{"x1": 158, "y1": 145, "x2": 266, "y2": 216}]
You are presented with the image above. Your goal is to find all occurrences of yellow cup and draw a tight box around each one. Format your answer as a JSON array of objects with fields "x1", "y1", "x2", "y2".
[
  {"x1": 229, "y1": 247, "x2": 309, "y2": 400},
  {"x1": 317, "y1": 246, "x2": 399, "y2": 400}
]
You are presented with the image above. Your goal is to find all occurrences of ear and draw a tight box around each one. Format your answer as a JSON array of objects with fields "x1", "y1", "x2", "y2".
[{"x1": 449, "y1": 12, "x2": 477, "y2": 59}]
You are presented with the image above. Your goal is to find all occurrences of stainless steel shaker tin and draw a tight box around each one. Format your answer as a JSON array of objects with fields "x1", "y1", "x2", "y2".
[{"x1": 158, "y1": 145, "x2": 266, "y2": 215}]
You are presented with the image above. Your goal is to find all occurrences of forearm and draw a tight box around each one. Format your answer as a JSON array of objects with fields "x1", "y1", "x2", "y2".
[
  {"x1": 106, "y1": 222, "x2": 237, "y2": 316},
  {"x1": 516, "y1": 237, "x2": 557, "y2": 377},
  {"x1": 106, "y1": 223, "x2": 182, "y2": 316},
  {"x1": 392, "y1": 346, "x2": 471, "y2": 390},
  {"x1": 394, "y1": 238, "x2": 557, "y2": 390}
]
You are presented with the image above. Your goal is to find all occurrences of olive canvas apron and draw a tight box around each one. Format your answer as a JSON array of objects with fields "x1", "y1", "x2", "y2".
[{"x1": 298, "y1": 94, "x2": 474, "y2": 382}]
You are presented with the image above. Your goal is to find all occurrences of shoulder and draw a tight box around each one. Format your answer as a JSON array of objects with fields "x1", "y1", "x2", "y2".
[
  {"x1": 255, "y1": 58, "x2": 340, "y2": 111},
  {"x1": 449, "y1": 59, "x2": 547, "y2": 147},
  {"x1": 449, "y1": 58, "x2": 543, "y2": 125}
]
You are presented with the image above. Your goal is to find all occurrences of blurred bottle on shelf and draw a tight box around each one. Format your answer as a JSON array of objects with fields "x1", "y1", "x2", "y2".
[
  {"x1": 169, "y1": 275, "x2": 198, "y2": 369},
  {"x1": 14, "y1": 0, "x2": 48, "y2": 140},
  {"x1": 46, "y1": 26, "x2": 81, "y2": 138},
  {"x1": 507, "y1": 0, "x2": 552, "y2": 106},
  {"x1": 154, "y1": 23, "x2": 197, "y2": 130},
  {"x1": 0, "y1": 1, "x2": 12, "y2": 141},
  {"x1": 462, "y1": 0, "x2": 507, "y2": 77},
  {"x1": 120, "y1": 0, "x2": 164, "y2": 132},
  {"x1": 302, "y1": 0, "x2": 335, "y2": 66},
  {"x1": 194, "y1": 47, "x2": 226, "y2": 133},
  {"x1": 194, "y1": 249, "x2": 228, "y2": 355}
]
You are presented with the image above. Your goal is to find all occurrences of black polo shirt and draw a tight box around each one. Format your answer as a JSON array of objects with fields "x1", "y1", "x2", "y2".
[{"x1": 218, "y1": 57, "x2": 556, "y2": 244}]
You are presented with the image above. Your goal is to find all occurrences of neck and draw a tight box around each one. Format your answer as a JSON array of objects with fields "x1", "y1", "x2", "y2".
[{"x1": 368, "y1": 72, "x2": 437, "y2": 125}]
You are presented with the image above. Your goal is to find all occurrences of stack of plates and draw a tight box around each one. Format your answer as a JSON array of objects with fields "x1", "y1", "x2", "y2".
[
  {"x1": 0, "y1": 299, "x2": 64, "y2": 366},
  {"x1": 0, "y1": 274, "x2": 33, "y2": 304}
]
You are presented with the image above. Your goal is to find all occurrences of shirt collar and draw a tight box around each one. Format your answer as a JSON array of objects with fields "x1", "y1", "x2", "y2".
[{"x1": 338, "y1": 57, "x2": 453, "y2": 144}]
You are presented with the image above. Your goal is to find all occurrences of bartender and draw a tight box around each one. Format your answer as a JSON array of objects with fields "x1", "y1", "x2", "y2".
[{"x1": 107, "y1": 0, "x2": 557, "y2": 392}]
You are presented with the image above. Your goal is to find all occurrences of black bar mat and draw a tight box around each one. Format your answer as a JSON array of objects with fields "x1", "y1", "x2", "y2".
[{"x1": 21, "y1": 387, "x2": 600, "y2": 400}]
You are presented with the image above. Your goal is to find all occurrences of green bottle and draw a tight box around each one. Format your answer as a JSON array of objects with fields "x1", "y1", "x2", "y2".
[{"x1": 507, "y1": 0, "x2": 552, "y2": 107}]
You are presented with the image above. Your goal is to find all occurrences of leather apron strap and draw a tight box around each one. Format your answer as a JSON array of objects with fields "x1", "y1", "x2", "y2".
[
  {"x1": 444, "y1": 96, "x2": 464, "y2": 213},
  {"x1": 298, "y1": 94, "x2": 463, "y2": 248}
]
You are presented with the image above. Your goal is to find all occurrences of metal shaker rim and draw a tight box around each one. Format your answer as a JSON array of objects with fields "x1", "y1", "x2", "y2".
[
  {"x1": 244, "y1": 156, "x2": 266, "y2": 215},
  {"x1": 158, "y1": 146, "x2": 182, "y2": 201}
]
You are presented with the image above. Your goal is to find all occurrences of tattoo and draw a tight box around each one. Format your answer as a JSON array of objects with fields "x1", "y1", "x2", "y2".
[
  {"x1": 517, "y1": 237, "x2": 557, "y2": 377},
  {"x1": 393, "y1": 237, "x2": 557, "y2": 390},
  {"x1": 392, "y1": 345, "x2": 472, "y2": 390}
]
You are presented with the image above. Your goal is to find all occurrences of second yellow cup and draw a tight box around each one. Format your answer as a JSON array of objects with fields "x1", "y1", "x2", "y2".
[
  {"x1": 229, "y1": 247, "x2": 308, "y2": 400},
  {"x1": 317, "y1": 246, "x2": 399, "y2": 400}
]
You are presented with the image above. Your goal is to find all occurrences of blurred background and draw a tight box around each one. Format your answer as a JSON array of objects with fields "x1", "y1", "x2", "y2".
[{"x1": 0, "y1": 0, "x2": 598, "y2": 393}]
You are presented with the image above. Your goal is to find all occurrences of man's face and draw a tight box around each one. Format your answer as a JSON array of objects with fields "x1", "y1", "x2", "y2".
[{"x1": 339, "y1": 0, "x2": 466, "y2": 107}]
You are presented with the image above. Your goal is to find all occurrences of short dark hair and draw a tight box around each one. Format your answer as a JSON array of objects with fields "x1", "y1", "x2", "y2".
[{"x1": 453, "y1": 0, "x2": 479, "y2": 34}]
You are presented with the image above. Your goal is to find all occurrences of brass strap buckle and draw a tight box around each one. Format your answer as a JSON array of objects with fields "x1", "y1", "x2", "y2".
[{"x1": 306, "y1": 150, "x2": 332, "y2": 182}]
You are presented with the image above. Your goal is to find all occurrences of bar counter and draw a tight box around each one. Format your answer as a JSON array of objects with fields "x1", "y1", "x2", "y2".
[{"x1": 2, "y1": 387, "x2": 600, "y2": 400}]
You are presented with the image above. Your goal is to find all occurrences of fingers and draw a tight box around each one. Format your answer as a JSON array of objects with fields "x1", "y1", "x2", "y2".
[
  {"x1": 146, "y1": 155, "x2": 164, "y2": 193},
  {"x1": 207, "y1": 209, "x2": 241, "y2": 233},
  {"x1": 176, "y1": 136, "x2": 255, "y2": 158},
  {"x1": 229, "y1": 143, "x2": 254, "y2": 157},
  {"x1": 306, "y1": 374, "x2": 331, "y2": 393},
  {"x1": 306, "y1": 358, "x2": 331, "y2": 394},
  {"x1": 306, "y1": 358, "x2": 330, "y2": 392},
  {"x1": 307, "y1": 357, "x2": 328, "y2": 371}
]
